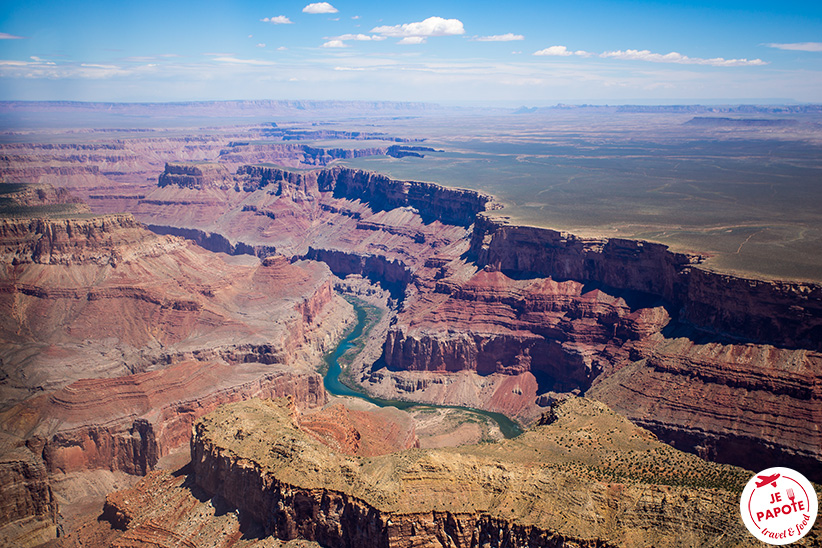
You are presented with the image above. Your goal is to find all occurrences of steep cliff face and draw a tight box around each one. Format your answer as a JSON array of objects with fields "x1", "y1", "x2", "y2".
[
  {"x1": 229, "y1": 165, "x2": 496, "y2": 227},
  {"x1": 145, "y1": 223, "x2": 277, "y2": 257},
  {"x1": 469, "y1": 215, "x2": 822, "y2": 351},
  {"x1": 682, "y1": 267, "x2": 822, "y2": 350},
  {"x1": 138, "y1": 165, "x2": 479, "y2": 290},
  {"x1": 157, "y1": 162, "x2": 234, "y2": 189},
  {"x1": 383, "y1": 268, "x2": 665, "y2": 382},
  {"x1": 0, "y1": 445, "x2": 57, "y2": 548},
  {"x1": 0, "y1": 214, "x2": 346, "y2": 398},
  {"x1": 317, "y1": 167, "x2": 498, "y2": 226},
  {"x1": 469, "y1": 215, "x2": 696, "y2": 300},
  {"x1": 588, "y1": 338, "x2": 822, "y2": 481},
  {"x1": 31, "y1": 361, "x2": 326, "y2": 475},
  {"x1": 0, "y1": 208, "x2": 353, "y2": 546},
  {"x1": 188, "y1": 397, "x2": 763, "y2": 548},
  {"x1": 85, "y1": 468, "x2": 323, "y2": 548},
  {"x1": 0, "y1": 214, "x2": 185, "y2": 266}
]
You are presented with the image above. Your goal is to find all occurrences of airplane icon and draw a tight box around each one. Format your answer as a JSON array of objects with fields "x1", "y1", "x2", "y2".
[{"x1": 755, "y1": 473, "x2": 780, "y2": 488}]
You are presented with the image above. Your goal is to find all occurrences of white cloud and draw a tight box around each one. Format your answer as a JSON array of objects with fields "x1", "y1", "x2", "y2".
[
  {"x1": 321, "y1": 40, "x2": 347, "y2": 48},
  {"x1": 533, "y1": 45, "x2": 590, "y2": 57},
  {"x1": 0, "y1": 32, "x2": 24, "y2": 40},
  {"x1": 332, "y1": 33, "x2": 386, "y2": 41},
  {"x1": 600, "y1": 49, "x2": 766, "y2": 66},
  {"x1": 398, "y1": 36, "x2": 427, "y2": 45},
  {"x1": 474, "y1": 33, "x2": 524, "y2": 42},
  {"x1": 277, "y1": 46, "x2": 287, "y2": 51},
  {"x1": 371, "y1": 16, "x2": 465, "y2": 38},
  {"x1": 303, "y1": 2, "x2": 338, "y2": 14},
  {"x1": 261, "y1": 15, "x2": 293, "y2": 24},
  {"x1": 212, "y1": 56, "x2": 276, "y2": 66},
  {"x1": 256, "y1": 43, "x2": 266, "y2": 48},
  {"x1": 534, "y1": 45, "x2": 572, "y2": 56},
  {"x1": 766, "y1": 42, "x2": 822, "y2": 52}
]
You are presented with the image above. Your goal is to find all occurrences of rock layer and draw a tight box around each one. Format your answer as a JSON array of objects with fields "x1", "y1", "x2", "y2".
[
  {"x1": 0, "y1": 201, "x2": 352, "y2": 546},
  {"x1": 469, "y1": 215, "x2": 822, "y2": 350}
]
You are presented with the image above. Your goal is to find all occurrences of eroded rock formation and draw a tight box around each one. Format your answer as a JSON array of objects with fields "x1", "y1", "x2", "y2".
[{"x1": 188, "y1": 397, "x2": 767, "y2": 548}]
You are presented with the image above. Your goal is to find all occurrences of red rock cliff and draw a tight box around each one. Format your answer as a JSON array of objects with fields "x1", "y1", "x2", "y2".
[{"x1": 469, "y1": 215, "x2": 822, "y2": 350}]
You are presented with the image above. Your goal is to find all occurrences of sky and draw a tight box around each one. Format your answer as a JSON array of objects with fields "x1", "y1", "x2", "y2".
[{"x1": 0, "y1": 0, "x2": 821, "y2": 105}]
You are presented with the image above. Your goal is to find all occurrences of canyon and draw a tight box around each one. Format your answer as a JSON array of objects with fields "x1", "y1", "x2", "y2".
[
  {"x1": 1, "y1": 108, "x2": 821, "y2": 546},
  {"x1": 0, "y1": 184, "x2": 351, "y2": 545}
]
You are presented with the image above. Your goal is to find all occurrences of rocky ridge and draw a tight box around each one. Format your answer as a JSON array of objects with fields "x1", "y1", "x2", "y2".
[{"x1": 187, "y1": 396, "x2": 785, "y2": 548}]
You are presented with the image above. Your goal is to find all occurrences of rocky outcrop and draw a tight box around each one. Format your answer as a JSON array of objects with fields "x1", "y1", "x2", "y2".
[
  {"x1": 0, "y1": 183, "x2": 88, "y2": 210},
  {"x1": 88, "y1": 469, "x2": 323, "y2": 548},
  {"x1": 382, "y1": 268, "x2": 668, "y2": 384},
  {"x1": 377, "y1": 258, "x2": 822, "y2": 478},
  {"x1": 588, "y1": 338, "x2": 822, "y2": 481},
  {"x1": 146, "y1": 223, "x2": 277, "y2": 257},
  {"x1": 157, "y1": 162, "x2": 233, "y2": 189},
  {"x1": 0, "y1": 444, "x2": 57, "y2": 548},
  {"x1": 303, "y1": 248, "x2": 411, "y2": 299},
  {"x1": 317, "y1": 167, "x2": 498, "y2": 226},
  {"x1": 0, "y1": 212, "x2": 346, "y2": 398},
  {"x1": 0, "y1": 214, "x2": 185, "y2": 266},
  {"x1": 299, "y1": 403, "x2": 418, "y2": 457},
  {"x1": 189, "y1": 397, "x2": 763, "y2": 548}
]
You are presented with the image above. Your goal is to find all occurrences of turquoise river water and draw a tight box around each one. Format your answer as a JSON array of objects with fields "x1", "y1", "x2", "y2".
[{"x1": 323, "y1": 301, "x2": 523, "y2": 439}]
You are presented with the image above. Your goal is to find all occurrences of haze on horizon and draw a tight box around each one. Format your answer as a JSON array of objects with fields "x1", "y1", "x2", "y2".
[{"x1": 1, "y1": 0, "x2": 821, "y2": 105}]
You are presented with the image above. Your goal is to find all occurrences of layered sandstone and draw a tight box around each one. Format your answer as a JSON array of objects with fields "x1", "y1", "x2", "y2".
[
  {"x1": 0, "y1": 214, "x2": 346, "y2": 400},
  {"x1": 189, "y1": 397, "x2": 771, "y2": 548},
  {"x1": 157, "y1": 162, "x2": 234, "y2": 190},
  {"x1": 0, "y1": 442, "x2": 57, "y2": 547},
  {"x1": 136, "y1": 165, "x2": 477, "y2": 278},
  {"x1": 375, "y1": 259, "x2": 822, "y2": 480},
  {"x1": 0, "y1": 361, "x2": 325, "y2": 477}
]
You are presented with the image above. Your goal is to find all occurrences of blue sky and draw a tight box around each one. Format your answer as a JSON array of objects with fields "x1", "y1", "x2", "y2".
[{"x1": 1, "y1": 0, "x2": 820, "y2": 104}]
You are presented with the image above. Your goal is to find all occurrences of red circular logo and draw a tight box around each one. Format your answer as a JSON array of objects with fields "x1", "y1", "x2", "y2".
[{"x1": 740, "y1": 467, "x2": 818, "y2": 545}]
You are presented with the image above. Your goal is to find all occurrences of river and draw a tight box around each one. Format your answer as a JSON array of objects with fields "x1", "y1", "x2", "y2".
[{"x1": 323, "y1": 299, "x2": 523, "y2": 439}]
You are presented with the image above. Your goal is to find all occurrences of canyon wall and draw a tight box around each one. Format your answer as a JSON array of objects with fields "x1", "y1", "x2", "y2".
[
  {"x1": 38, "y1": 362, "x2": 326, "y2": 476},
  {"x1": 469, "y1": 215, "x2": 822, "y2": 350},
  {"x1": 0, "y1": 445, "x2": 57, "y2": 548},
  {"x1": 231, "y1": 165, "x2": 497, "y2": 227},
  {"x1": 145, "y1": 223, "x2": 277, "y2": 257}
]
